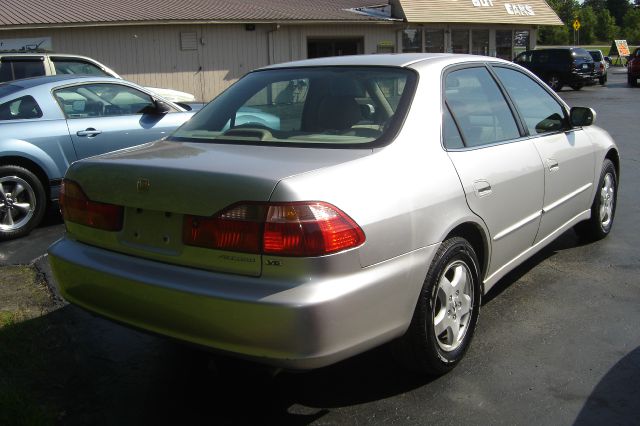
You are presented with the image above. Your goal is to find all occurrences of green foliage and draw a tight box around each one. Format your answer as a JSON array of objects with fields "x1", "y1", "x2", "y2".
[
  {"x1": 623, "y1": 8, "x2": 640, "y2": 43},
  {"x1": 539, "y1": 25, "x2": 570, "y2": 45},
  {"x1": 539, "y1": 0, "x2": 633, "y2": 44},
  {"x1": 578, "y1": 6, "x2": 598, "y2": 44},
  {"x1": 607, "y1": 0, "x2": 631, "y2": 26},
  {"x1": 596, "y1": 9, "x2": 620, "y2": 42}
]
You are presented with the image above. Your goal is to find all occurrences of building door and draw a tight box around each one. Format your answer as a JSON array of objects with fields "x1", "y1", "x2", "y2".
[{"x1": 307, "y1": 38, "x2": 363, "y2": 58}]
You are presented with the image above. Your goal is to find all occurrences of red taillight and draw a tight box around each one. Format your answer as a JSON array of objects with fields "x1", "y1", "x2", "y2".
[
  {"x1": 59, "y1": 179, "x2": 123, "y2": 231},
  {"x1": 183, "y1": 202, "x2": 365, "y2": 257},
  {"x1": 183, "y1": 204, "x2": 264, "y2": 253}
]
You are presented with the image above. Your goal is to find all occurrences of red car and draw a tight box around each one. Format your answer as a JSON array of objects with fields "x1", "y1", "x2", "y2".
[{"x1": 628, "y1": 48, "x2": 640, "y2": 87}]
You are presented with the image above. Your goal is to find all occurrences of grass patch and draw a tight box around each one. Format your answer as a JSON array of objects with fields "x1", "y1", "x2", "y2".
[{"x1": 0, "y1": 265, "x2": 59, "y2": 425}]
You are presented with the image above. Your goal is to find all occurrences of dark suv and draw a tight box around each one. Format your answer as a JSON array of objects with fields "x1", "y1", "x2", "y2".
[{"x1": 514, "y1": 47, "x2": 596, "y2": 91}]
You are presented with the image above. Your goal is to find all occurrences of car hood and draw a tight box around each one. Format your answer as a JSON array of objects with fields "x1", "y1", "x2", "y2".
[
  {"x1": 146, "y1": 87, "x2": 196, "y2": 103},
  {"x1": 65, "y1": 140, "x2": 372, "y2": 216}
]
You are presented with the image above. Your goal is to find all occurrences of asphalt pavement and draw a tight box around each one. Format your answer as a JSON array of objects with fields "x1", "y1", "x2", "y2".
[{"x1": 1, "y1": 68, "x2": 638, "y2": 425}]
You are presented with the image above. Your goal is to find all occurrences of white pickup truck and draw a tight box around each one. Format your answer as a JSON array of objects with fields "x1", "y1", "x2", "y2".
[{"x1": 0, "y1": 52, "x2": 196, "y2": 103}]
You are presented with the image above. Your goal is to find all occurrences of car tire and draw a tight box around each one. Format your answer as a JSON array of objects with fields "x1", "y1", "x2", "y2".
[
  {"x1": 599, "y1": 76, "x2": 606, "y2": 85},
  {"x1": 547, "y1": 74, "x2": 563, "y2": 91},
  {"x1": 574, "y1": 159, "x2": 617, "y2": 242},
  {"x1": 629, "y1": 75, "x2": 638, "y2": 87},
  {"x1": 392, "y1": 237, "x2": 481, "y2": 375},
  {"x1": 0, "y1": 165, "x2": 47, "y2": 241}
]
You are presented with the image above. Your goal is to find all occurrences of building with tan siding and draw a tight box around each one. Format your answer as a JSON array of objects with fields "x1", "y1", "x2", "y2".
[{"x1": 0, "y1": 0, "x2": 562, "y2": 101}]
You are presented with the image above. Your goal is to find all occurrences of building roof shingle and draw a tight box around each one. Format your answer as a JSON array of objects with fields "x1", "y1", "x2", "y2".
[{"x1": 0, "y1": 0, "x2": 389, "y2": 27}]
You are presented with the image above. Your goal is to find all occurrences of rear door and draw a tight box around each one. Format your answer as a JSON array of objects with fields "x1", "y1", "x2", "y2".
[
  {"x1": 492, "y1": 66, "x2": 595, "y2": 243},
  {"x1": 444, "y1": 66, "x2": 545, "y2": 279},
  {"x1": 53, "y1": 82, "x2": 191, "y2": 159}
]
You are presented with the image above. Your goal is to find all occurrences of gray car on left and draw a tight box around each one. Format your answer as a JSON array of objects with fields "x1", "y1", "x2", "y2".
[{"x1": 0, "y1": 75, "x2": 194, "y2": 240}]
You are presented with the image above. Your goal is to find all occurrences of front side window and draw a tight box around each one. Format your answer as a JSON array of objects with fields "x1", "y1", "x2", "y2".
[
  {"x1": 54, "y1": 83, "x2": 157, "y2": 118},
  {"x1": 171, "y1": 67, "x2": 417, "y2": 147},
  {"x1": 444, "y1": 67, "x2": 520, "y2": 147},
  {"x1": 0, "y1": 96, "x2": 42, "y2": 120},
  {"x1": 493, "y1": 67, "x2": 567, "y2": 135},
  {"x1": 0, "y1": 58, "x2": 46, "y2": 82},
  {"x1": 51, "y1": 58, "x2": 111, "y2": 77}
]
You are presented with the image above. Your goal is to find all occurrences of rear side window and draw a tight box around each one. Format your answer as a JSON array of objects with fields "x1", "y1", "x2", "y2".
[
  {"x1": 171, "y1": 66, "x2": 416, "y2": 147},
  {"x1": 444, "y1": 67, "x2": 520, "y2": 147},
  {"x1": 51, "y1": 58, "x2": 111, "y2": 77},
  {"x1": 54, "y1": 83, "x2": 157, "y2": 118},
  {"x1": 0, "y1": 95, "x2": 43, "y2": 120},
  {"x1": 493, "y1": 67, "x2": 567, "y2": 135},
  {"x1": 0, "y1": 58, "x2": 46, "y2": 82}
]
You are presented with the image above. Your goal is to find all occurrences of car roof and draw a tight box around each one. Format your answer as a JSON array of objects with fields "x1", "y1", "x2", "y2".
[
  {"x1": 0, "y1": 75, "x2": 126, "y2": 91},
  {"x1": 260, "y1": 53, "x2": 508, "y2": 70}
]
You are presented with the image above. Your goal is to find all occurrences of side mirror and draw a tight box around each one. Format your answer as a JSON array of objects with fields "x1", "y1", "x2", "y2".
[
  {"x1": 154, "y1": 100, "x2": 173, "y2": 115},
  {"x1": 604, "y1": 56, "x2": 612, "y2": 64},
  {"x1": 570, "y1": 107, "x2": 596, "y2": 127}
]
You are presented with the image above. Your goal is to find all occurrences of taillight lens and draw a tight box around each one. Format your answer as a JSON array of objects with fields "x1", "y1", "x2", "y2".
[
  {"x1": 59, "y1": 179, "x2": 123, "y2": 231},
  {"x1": 183, "y1": 202, "x2": 365, "y2": 257},
  {"x1": 183, "y1": 204, "x2": 264, "y2": 253}
]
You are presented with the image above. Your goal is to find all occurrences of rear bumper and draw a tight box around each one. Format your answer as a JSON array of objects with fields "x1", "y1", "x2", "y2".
[{"x1": 48, "y1": 237, "x2": 434, "y2": 369}]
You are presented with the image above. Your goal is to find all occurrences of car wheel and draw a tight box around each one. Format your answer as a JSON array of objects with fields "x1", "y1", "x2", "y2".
[
  {"x1": 547, "y1": 74, "x2": 563, "y2": 91},
  {"x1": 599, "y1": 76, "x2": 606, "y2": 85},
  {"x1": 570, "y1": 84, "x2": 583, "y2": 91},
  {"x1": 0, "y1": 165, "x2": 47, "y2": 241},
  {"x1": 393, "y1": 237, "x2": 481, "y2": 375},
  {"x1": 629, "y1": 75, "x2": 638, "y2": 87},
  {"x1": 574, "y1": 159, "x2": 617, "y2": 242}
]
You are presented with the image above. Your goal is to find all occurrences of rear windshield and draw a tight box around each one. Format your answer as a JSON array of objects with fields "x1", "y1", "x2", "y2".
[
  {"x1": 572, "y1": 48, "x2": 593, "y2": 61},
  {"x1": 170, "y1": 66, "x2": 417, "y2": 148},
  {"x1": 589, "y1": 51, "x2": 603, "y2": 61}
]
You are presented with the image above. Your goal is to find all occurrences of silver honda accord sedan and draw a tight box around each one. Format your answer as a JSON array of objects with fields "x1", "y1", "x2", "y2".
[{"x1": 48, "y1": 54, "x2": 619, "y2": 375}]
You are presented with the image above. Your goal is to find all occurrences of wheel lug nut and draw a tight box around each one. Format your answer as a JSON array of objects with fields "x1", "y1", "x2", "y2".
[{"x1": 456, "y1": 290, "x2": 459, "y2": 295}]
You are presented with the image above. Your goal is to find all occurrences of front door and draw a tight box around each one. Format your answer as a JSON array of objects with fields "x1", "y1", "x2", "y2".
[
  {"x1": 54, "y1": 82, "x2": 190, "y2": 159},
  {"x1": 491, "y1": 66, "x2": 596, "y2": 243}
]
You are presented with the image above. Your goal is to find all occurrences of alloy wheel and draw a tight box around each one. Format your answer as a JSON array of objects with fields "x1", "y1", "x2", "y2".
[
  {"x1": 0, "y1": 176, "x2": 36, "y2": 232},
  {"x1": 432, "y1": 260, "x2": 474, "y2": 352}
]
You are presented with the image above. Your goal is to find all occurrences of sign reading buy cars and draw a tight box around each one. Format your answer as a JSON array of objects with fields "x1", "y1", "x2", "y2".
[{"x1": 471, "y1": 0, "x2": 535, "y2": 16}]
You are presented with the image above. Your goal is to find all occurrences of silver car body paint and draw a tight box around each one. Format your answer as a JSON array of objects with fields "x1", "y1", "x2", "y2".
[{"x1": 48, "y1": 54, "x2": 619, "y2": 369}]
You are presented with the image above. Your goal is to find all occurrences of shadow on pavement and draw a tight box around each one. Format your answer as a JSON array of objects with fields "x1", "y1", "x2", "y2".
[
  {"x1": 574, "y1": 346, "x2": 640, "y2": 425},
  {"x1": 0, "y1": 303, "x2": 431, "y2": 425}
]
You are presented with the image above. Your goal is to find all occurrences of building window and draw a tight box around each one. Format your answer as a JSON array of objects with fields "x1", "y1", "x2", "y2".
[
  {"x1": 402, "y1": 29, "x2": 422, "y2": 53},
  {"x1": 451, "y1": 30, "x2": 469, "y2": 54},
  {"x1": 496, "y1": 30, "x2": 513, "y2": 60},
  {"x1": 471, "y1": 30, "x2": 490, "y2": 56},
  {"x1": 425, "y1": 30, "x2": 445, "y2": 53},
  {"x1": 308, "y1": 38, "x2": 363, "y2": 58}
]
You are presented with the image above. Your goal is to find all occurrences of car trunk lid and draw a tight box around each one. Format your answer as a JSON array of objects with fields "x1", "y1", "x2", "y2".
[{"x1": 65, "y1": 140, "x2": 372, "y2": 276}]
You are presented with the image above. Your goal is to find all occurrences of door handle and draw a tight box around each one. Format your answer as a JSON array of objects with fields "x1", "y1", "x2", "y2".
[
  {"x1": 76, "y1": 128, "x2": 102, "y2": 137},
  {"x1": 473, "y1": 180, "x2": 492, "y2": 197},
  {"x1": 547, "y1": 158, "x2": 559, "y2": 172}
]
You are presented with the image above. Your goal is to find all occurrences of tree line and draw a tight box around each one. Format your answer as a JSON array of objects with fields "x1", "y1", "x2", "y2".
[{"x1": 539, "y1": 0, "x2": 640, "y2": 45}]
